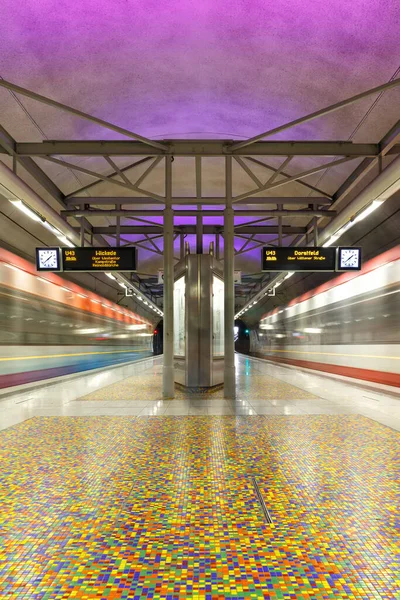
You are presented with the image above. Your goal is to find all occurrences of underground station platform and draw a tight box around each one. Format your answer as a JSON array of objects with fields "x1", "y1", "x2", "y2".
[{"x1": 1, "y1": 5, "x2": 400, "y2": 597}]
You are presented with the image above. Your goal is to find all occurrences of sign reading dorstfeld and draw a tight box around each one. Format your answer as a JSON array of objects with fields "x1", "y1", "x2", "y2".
[
  {"x1": 62, "y1": 247, "x2": 136, "y2": 272},
  {"x1": 262, "y1": 247, "x2": 336, "y2": 272}
]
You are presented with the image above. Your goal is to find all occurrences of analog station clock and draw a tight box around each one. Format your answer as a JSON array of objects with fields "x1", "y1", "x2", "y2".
[
  {"x1": 36, "y1": 248, "x2": 61, "y2": 271},
  {"x1": 337, "y1": 247, "x2": 362, "y2": 271}
]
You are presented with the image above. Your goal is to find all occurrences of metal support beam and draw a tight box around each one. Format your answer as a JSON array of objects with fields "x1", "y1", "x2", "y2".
[
  {"x1": 195, "y1": 156, "x2": 203, "y2": 253},
  {"x1": 144, "y1": 234, "x2": 161, "y2": 253},
  {"x1": 278, "y1": 216, "x2": 283, "y2": 246},
  {"x1": 6, "y1": 139, "x2": 400, "y2": 157},
  {"x1": 116, "y1": 216, "x2": 121, "y2": 247},
  {"x1": 196, "y1": 209, "x2": 203, "y2": 254},
  {"x1": 65, "y1": 157, "x2": 153, "y2": 198},
  {"x1": 0, "y1": 79, "x2": 167, "y2": 151},
  {"x1": 232, "y1": 77, "x2": 400, "y2": 150},
  {"x1": 237, "y1": 234, "x2": 255, "y2": 254},
  {"x1": 234, "y1": 217, "x2": 274, "y2": 230},
  {"x1": 234, "y1": 156, "x2": 263, "y2": 188},
  {"x1": 298, "y1": 119, "x2": 400, "y2": 247},
  {"x1": 163, "y1": 156, "x2": 174, "y2": 399},
  {"x1": 65, "y1": 195, "x2": 333, "y2": 206},
  {"x1": 216, "y1": 233, "x2": 220, "y2": 260},
  {"x1": 87, "y1": 225, "x2": 307, "y2": 235},
  {"x1": 313, "y1": 216, "x2": 318, "y2": 246},
  {"x1": 224, "y1": 156, "x2": 235, "y2": 399},
  {"x1": 265, "y1": 156, "x2": 292, "y2": 186},
  {"x1": 0, "y1": 124, "x2": 65, "y2": 207},
  {"x1": 333, "y1": 119, "x2": 400, "y2": 207},
  {"x1": 80, "y1": 219, "x2": 85, "y2": 246},
  {"x1": 134, "y1": 156, "x2": 163, "y2": 188},
  {"x1": 245, "y1": 157, "x2": 333, "y2": 198},
  {"x1": 104, "y1": 156, "x2": 132, "y2": 186},
  {"x1": 233, "y1": 157, "x2": 356, "y2": 202},
  {"x1": 62, "y1": 208, "x2": 335, "y2": 218},
  {"x1": 41, "y1": 156, "x2": 165, "y2": 202}
]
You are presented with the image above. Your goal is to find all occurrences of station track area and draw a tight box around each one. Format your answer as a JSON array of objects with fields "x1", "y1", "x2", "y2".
[{"x1": 0, "y1": 414, "x2": 399, "y2": 599}]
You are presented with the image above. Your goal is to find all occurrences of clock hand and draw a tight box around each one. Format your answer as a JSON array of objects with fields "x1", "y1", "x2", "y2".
[{"x1": 43, "y1": 255, "x2": 53, "y2": 264}]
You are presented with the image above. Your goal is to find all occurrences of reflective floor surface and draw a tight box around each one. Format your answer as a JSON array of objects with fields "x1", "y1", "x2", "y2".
[
  {"x1": 0, "y1": 355, "x2": 399, "y2": 598},
  {"x1": 0, "y1": 414, "x2": 399, "y2": 598},
  {"x1": 1, "y1": 354, "x2": 400, "y2": 432}
]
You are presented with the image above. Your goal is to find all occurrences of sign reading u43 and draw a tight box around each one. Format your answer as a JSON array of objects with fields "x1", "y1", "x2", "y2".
[
  {"x1": 262, "y1": 247, "x2": 361, "y2": 272},
  {"x1": 62, "y1": 247, "x2": 136, "y2": 272},
  {"x1": 36, "y1": 246, "x2": 137, "y2": 272}
]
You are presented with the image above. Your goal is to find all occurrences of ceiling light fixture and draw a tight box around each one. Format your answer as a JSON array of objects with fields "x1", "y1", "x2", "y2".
[
  {"x1": 353, "y1": 199, "x2": 383, "y2": 223},
  {"x1": 10, "y1": 200, "x2": 42, "y2": 222},
  {"x1": 56, "y1": 234, "x2": 74, "y2": 248},
  {"x1": 324, "y1": 200, "x2": 384, "y2": 247}
]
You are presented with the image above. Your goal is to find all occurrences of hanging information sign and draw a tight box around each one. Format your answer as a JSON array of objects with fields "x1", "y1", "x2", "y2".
[
  {"x1": 62, "y1": 247, "x2": 136, "y2": 272},
  {"x1": 262, "y1": 246, "x2": 362, "y2": 272},
  {"x1": 262, "y1": 247, "x2": 336, "y2": 272}
]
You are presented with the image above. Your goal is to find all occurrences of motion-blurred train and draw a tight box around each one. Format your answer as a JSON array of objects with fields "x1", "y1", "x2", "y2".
[
  {"x1": 249, "y1": 245, "x2": 400, "y2": 387},
  {"x1": 0, "y1": 247, "x2": 154, "y2": 390}
]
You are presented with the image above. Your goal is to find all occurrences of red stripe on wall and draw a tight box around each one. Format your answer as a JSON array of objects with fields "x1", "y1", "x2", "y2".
[{"x1": 251, "y1": 352, "x2": 400, "y2": 388}]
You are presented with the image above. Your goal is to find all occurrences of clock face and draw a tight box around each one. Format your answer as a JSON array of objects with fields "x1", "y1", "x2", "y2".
[
  {"x1": 36, "y1": 248, "x2": 60, "y2": 271},
  {"x1": 338, "y1": 248, "x2": 361, "y2": 271}
]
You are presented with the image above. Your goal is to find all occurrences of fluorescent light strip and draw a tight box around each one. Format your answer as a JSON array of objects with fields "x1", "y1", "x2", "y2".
[
  {"x1": 57, "y1": 234, "x2": 75, "y2": 248},
  {"x1": 324, "y1": 200, "x2": 384, "y2": 247},
  {"x1": 10, "y1": 200, "x2": 42, "y2": 222}
]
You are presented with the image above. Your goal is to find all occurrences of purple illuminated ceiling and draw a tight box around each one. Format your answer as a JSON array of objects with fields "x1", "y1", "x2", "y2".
[
  {"x1": 1, "y1": 1, "x2": 399, "y2": 140},
  {"x1": 1, "y1": 1, "x2": 400, "y2": 284}
]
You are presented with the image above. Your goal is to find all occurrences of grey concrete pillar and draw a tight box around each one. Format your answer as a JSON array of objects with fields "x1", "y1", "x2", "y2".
[
  {"x1": 224, "y1": 156, "x2": 235, "y2": 399},
  {"x1": 163, "y1": 157, "x2": 174, "y2": 398}
]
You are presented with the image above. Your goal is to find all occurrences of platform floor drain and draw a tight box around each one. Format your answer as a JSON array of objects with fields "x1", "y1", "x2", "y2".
[{"x1": 252, "y1": 476, "x2": 272, "y2": 524}]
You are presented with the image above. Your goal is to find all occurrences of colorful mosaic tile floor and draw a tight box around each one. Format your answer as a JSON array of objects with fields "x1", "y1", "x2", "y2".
[{"x1": 0, "y1": 415, "x2": 399, "y2": 598}]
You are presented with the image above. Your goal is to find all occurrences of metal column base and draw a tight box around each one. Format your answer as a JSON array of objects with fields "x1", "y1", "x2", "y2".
[
  {"x1": 163, "y1": 365, "x2": 174, "y2": 399},
  {"x1": 224, "y1": 364, "x2": 236, "y2": 399}
]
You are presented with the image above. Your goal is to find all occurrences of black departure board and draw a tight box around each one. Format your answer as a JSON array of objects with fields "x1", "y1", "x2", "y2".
[
  {"x1": 262, "y1": 247, "x2": 336, "y2": 272},
  {"x1": 62, "y1": 247, "x2": 136, "y2": 271}
]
